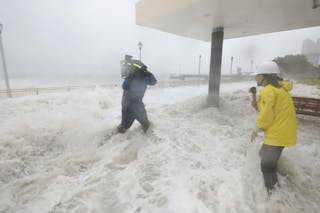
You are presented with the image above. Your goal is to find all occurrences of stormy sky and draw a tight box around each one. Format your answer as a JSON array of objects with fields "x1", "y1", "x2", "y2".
[{"x1": 0, "y1": 0, "x2": 319, "y2": 79}]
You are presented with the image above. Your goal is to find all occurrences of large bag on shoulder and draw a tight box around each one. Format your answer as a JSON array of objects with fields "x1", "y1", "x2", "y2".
[{"x1": 121, "y1": 60, "x2": 147, "y2": 78}]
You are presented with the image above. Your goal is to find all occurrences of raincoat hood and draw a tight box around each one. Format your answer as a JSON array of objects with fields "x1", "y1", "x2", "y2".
[{"x1": 279, "y1": 81, "x2": 293, "y2": 92}]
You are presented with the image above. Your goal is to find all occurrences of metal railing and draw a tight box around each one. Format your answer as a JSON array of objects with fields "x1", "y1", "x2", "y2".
[
  {"x1": 0, "y1": 80, "x2": 209, "y2": 98},
  {"x1": 0, "y1": 84, "x2": 118, "y2": 98},
  {"x1": 0, "y1": 76, "x2": 254, "y2": 99}
]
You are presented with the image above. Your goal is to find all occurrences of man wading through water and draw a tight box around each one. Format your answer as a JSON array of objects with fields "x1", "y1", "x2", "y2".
[
  {"x1": 251, "y1": 61, "x2": 297, "y2": 196},
  {"x1": 117, "y1": 55, "x2": 157, "y2": 134}
]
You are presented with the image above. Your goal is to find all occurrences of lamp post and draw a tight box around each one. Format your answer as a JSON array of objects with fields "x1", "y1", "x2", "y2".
[
  {"x1": 250, "y1": 59, "x2": 253, "y2": 73},
  {"x1": 198, "y1": 54, "x2": 202, "y2": 86},
  {"x1": 0, "y1": 23, "x2": 12, "y2": 98},
  {"x1": 230, "y1": 56, "x2": 234, "y2": 75},
  {"x1": 138, "y1": 41, "x2": 143, "y2": 61}
]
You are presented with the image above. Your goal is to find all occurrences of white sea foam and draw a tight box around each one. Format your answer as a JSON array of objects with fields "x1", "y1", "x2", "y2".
[{"x1": 0, "y1": 82, "x2": 319, "y2": 212}]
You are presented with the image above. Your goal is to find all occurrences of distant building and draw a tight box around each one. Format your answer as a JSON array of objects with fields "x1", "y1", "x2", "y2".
[{"x1": 302, "y1": 38, "x2": 320, "y2": 66}]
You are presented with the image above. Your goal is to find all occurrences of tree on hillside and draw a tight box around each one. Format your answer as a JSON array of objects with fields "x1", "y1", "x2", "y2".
[{"x1": 273, "y1": 54, "x2": 319, "y2": 79}]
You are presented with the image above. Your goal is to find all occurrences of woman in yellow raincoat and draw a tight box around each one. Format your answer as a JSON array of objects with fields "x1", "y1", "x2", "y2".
[{"x1": 251, "y1": 61, "x2": 297, "y2": 195}]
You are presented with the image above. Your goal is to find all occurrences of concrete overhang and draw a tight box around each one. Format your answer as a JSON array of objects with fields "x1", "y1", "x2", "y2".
[{"x1": 136, "y1": 0, "x2": 320, "y2": 41}]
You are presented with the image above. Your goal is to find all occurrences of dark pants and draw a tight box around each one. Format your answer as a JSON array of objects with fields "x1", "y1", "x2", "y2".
[
  {"x1": 118, "y1": 101, "x2": 150, "y2": 133},
  {"x1": 259, "y1": 144, "x2": 284, "y2": 192}
]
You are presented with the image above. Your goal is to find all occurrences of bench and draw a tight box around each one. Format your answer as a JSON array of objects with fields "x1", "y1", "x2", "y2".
[{"x1": 292, "y1": 96, "x2": 320, "y2": 117}]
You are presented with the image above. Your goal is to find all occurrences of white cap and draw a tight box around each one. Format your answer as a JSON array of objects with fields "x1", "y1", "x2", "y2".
[{"x1": 252, "y1": 61, "x2": 280, "y2": 76}]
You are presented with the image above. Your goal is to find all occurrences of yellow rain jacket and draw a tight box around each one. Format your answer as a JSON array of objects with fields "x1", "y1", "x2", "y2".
[{"x1": 256, "y1": 81, "x2": 297, "y2": 147}]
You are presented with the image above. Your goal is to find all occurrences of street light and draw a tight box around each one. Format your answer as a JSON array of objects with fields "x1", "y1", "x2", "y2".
[
  {"x1": 0, "y1": 23, "x2": 12, "y2": 98},
  {"x1": 138, "y1": 41, "x2": 143, "y2": 61},
  {"x1": 230, "y1": 56, "x2": 234, "y2": 75},
  {"x1": 198, "y1": 54, "x2": 202, "y2": 86}
]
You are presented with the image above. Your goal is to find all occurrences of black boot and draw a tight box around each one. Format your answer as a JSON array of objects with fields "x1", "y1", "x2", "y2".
[
  {"x1": 142, "y1": 122, "x2": 150, "y2": 133},
  {"x1": 117, "y1": 125, "x2": 126, "y2": 134}
]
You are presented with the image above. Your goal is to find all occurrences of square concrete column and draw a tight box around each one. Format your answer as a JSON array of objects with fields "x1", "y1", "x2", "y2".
[{"x1": 207, "y1": 27, "x2": 224, "y2": 107}]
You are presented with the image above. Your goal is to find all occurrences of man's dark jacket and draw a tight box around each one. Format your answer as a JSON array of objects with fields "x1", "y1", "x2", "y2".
[{"x1": 122, "y1": 70, "x2": 157, "y2": 107}]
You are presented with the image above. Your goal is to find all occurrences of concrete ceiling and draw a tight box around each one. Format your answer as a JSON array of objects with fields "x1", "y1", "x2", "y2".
[{"x1": 136, "y1": 0, "x2": 320, "y2": 41}]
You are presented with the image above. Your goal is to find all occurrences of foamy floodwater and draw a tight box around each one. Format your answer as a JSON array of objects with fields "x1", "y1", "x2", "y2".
[{"x1": 0, "y1": 82, "x2": 319, "y2": 213}]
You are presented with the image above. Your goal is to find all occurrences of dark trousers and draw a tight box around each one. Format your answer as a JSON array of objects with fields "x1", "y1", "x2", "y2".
[
  {"x1": 259, "y1": 144, "x2": 284, "y2": 192},
  {"x1": 118, "y1": 101, "x2": 150, "y2": 132}
]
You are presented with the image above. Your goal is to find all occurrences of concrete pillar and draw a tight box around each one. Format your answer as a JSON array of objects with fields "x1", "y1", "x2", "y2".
[{"x1": 208, "y1": 27, "x2": 224, "y2": 107}]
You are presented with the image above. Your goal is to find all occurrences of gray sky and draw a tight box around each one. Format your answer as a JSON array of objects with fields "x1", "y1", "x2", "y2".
[{"x1": 0, "y1": 0, "x2": 319, "y2": 78}]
